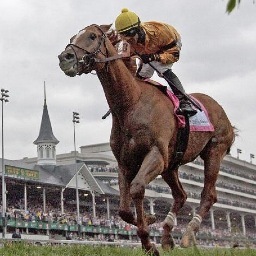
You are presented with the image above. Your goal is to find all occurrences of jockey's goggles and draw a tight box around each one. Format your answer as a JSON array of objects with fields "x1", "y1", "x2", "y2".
[{"x1": 120, "y1": 28, "x2": 137, "y2": 38}]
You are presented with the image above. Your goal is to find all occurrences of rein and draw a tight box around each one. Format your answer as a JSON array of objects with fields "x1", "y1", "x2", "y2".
[{"x1": 94, "y1": 54, "x2": 124, "y2": 63}]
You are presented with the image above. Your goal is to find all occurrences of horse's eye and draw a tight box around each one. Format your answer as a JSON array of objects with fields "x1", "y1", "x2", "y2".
[{"x1": 89, "y1": 33, "x2": 97, "y2": 40}]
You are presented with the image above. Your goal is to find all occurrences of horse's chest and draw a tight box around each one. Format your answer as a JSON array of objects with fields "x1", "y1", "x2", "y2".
[
  {"x1": 112, "y1": 110, "x2": 157, "y2": 169},
  {"x1": 117, "y1": 126, "x2": 152, "y2": 169}
]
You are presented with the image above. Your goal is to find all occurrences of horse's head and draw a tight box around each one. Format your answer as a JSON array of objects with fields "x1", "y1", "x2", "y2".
[{"x1": 58, "y1": 24, "x2": 112, "y2": 77}]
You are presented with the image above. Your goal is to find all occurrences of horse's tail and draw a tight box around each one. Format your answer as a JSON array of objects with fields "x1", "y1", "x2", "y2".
[{"x1": 226, "y1": 125, "x2": 238, "y2": 155}]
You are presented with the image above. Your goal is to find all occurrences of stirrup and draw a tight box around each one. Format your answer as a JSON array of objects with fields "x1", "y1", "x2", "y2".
[{"x1": 176, "y1": 104, "x2": 197, "y2": 117}]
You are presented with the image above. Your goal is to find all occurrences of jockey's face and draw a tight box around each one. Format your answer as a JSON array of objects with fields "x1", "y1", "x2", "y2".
[{"x1": 120, "y1": 28, "x2": 139, "y2": 44}]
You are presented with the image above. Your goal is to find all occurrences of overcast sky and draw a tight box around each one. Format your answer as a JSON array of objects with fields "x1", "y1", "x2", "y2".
[{"x1": 0, "y1": 0, "x2": 255, "y2": 163}]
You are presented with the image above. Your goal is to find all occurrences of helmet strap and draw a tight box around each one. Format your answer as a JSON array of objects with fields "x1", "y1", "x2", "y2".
[{"x1": 137, "y1": 26, "x2": 145, "y2": 44}]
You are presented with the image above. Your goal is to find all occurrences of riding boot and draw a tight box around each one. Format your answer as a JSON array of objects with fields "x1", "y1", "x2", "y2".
[{"x1": 163, "y1": 69, "x2": 197, "y2": 117}]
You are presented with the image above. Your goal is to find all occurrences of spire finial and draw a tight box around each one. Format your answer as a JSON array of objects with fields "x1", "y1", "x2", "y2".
[{"x1": 44, "y1": 81, "x2": 46, "y2": 105}]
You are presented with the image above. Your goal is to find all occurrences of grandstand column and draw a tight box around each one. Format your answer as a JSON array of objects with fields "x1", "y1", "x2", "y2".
[
  {"x1": 241, "y1": 214, "x2": 246, "y2": 236},
  {"x1": 91, "y1": 191, "x2": 96, "y2": 218},
  {"x1": 24, "y1": 183, "x2": 28, "y2": 235},
  {"x1": 148, "y1": 198, "x2": 155, "y2": 215},
  {"x1": 106, "y1": 196, "x2": 110, "y2": 219},
  {"x1": 226, "y1": 211, "x2": 231, "y2": 232},
  {"x1": 61, "y1": 188, "x2": 64, "y2": 214},
  {"x1": 24, "y1": 183, "x2": 27, "y2": 211},
  {"x1": 192, "y1": 206, "x2": 196, "y2": 216},
  {"x1": 43, "y1": 187, "x2": 46, "y2": 212},
  {"x1": 191, "y1": 206, "x2": 196, "y2": 226},
  {"x1": 210, "y1": 209, "x2": 215, "y2": 230}
]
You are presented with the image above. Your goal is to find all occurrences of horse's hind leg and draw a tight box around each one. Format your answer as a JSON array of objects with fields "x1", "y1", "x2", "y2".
[
  {"x1": 161, "y1": 169, "x2": 187, "y2": 251},
  {"x1": 181, "y1": 147, "x2": 225, "y2": 248}
]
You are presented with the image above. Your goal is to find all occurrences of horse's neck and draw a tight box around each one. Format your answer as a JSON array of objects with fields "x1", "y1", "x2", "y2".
[{"x1": 97, "y1": 52, "x2": 141, "y2": 115}]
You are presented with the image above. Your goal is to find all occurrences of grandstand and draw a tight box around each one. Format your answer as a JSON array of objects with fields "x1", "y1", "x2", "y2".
[{"x1": 0, "y1": 93, "x2": 255, "y2": 247}]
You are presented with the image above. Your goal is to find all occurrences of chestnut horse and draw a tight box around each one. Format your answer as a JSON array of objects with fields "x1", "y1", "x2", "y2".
[{"x1": 58, "y1": 24, "x2": 234, "y2": 255}]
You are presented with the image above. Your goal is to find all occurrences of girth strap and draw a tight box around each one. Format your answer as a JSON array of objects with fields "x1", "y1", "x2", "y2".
[{"x1": 169, "y1": 114, "x2": 190, "y2": 170}]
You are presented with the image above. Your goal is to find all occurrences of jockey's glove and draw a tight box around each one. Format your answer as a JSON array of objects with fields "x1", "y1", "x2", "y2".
[{"x1": 140, "y1": 53, "x2": 160, "y2": 63}]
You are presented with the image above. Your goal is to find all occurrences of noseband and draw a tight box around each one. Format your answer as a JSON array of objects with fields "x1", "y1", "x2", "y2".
[{"x1": 65, "y1": 25, "x2": 124, "y2": 74}]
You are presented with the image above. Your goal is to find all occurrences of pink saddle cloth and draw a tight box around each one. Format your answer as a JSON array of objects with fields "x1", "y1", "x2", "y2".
[{"x1": 144, "y1": 79, "x2": 214, "y2": 132}]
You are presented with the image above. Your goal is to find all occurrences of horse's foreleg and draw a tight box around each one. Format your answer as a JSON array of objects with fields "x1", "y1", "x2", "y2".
[
  {"x1": 118, "y1": 169, "x2": 137, "y2": 226},
  {"x1": 118, "y1": 169, "x2": 155, "y2": 226},
  {"x1": 131, "y1": 146, "x2": 165, "y2": 256},
  {"x1": 161, "y1": 169, "x2": 187, "y2": 251},
  {"x1": 181, "y1": 150, "x2": 223, "y2": 248}
]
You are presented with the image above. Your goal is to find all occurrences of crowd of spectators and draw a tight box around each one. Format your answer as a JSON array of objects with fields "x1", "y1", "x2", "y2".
[
  {"x1": 101, "y1": 177, "x2": 256, "y2": 210},
  {"x1": 1, "y1": 195, "x2": 255, "y2": 248},
  {"x1": 91, "y1": 160, "x2": 256, "y2": 182},
  {"x1": 89, "y1": 166, "x2": 118, "y2": 173},
  {"x1": 90, "y1": 162, "x2": 256, "y2": 196},
  {"x1": 193, "y1": 158, "x2": 256, "y2": 180}
]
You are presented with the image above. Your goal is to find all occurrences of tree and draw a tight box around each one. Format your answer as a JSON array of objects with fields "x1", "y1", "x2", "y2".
[
  {"x1": 226, "y1": 0, "x2": 241, "y2": 14},
  {"x1": 226, "y1": 0, "x2": 255, "y2": 13}
]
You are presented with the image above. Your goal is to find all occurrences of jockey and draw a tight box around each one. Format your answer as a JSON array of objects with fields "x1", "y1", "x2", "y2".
[{"x1": 115, "y1": 8, "x2": 197, "y2": 117}]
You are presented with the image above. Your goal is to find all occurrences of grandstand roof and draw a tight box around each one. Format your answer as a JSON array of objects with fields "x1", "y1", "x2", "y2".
[
  {"x1": 95, "y1": 179, "x2": 119, "y2": 196},
  {"x1": 1, "y1": 158, "x2": 116, "y2": 196}
]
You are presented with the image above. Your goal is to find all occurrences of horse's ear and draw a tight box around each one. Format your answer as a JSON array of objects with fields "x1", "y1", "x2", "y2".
[
  {"x1": 70, "y1": 35, "x2": 76, "y2": 43},
  {"x1": 100, "y1": 24, "x2": 112, "y2": 33}
]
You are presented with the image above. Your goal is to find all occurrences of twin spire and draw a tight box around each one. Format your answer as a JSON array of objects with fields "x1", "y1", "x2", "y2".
[{"x1": 34, "y1": 82, "x2": 59, "y2": 165}]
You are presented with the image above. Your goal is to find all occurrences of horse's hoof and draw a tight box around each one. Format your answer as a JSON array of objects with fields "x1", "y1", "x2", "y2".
[
  {"x1": 180, "y1": 236, "x2": 190, "y2": 248},
  {"x1": 119, "y1": 210, "x2": 137, "y2": 226},
  {"x1": 162, "y1": 236, "x2": 175, "y2": 251},
  {"x1": 161, "y1": 221, "x2": 175, "y2": 251},
  {"x1": 161, "y1": 223, "x2": 175, "y2": 251},
  {"x1": 145, "y1": 243, "x2": 160, "y2": 256},
  {"x1": 180, "y1": 229, "x2": 197, "y2": 248}
]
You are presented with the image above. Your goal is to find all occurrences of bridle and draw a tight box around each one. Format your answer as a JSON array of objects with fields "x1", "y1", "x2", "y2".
[{"x1": 65, "y1": 25, "x2": 123, "y2": 74}]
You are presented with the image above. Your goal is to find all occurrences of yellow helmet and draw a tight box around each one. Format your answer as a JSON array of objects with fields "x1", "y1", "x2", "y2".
[{"x1": 115, "y1": 8, "x2": 140, "y2": 33}]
